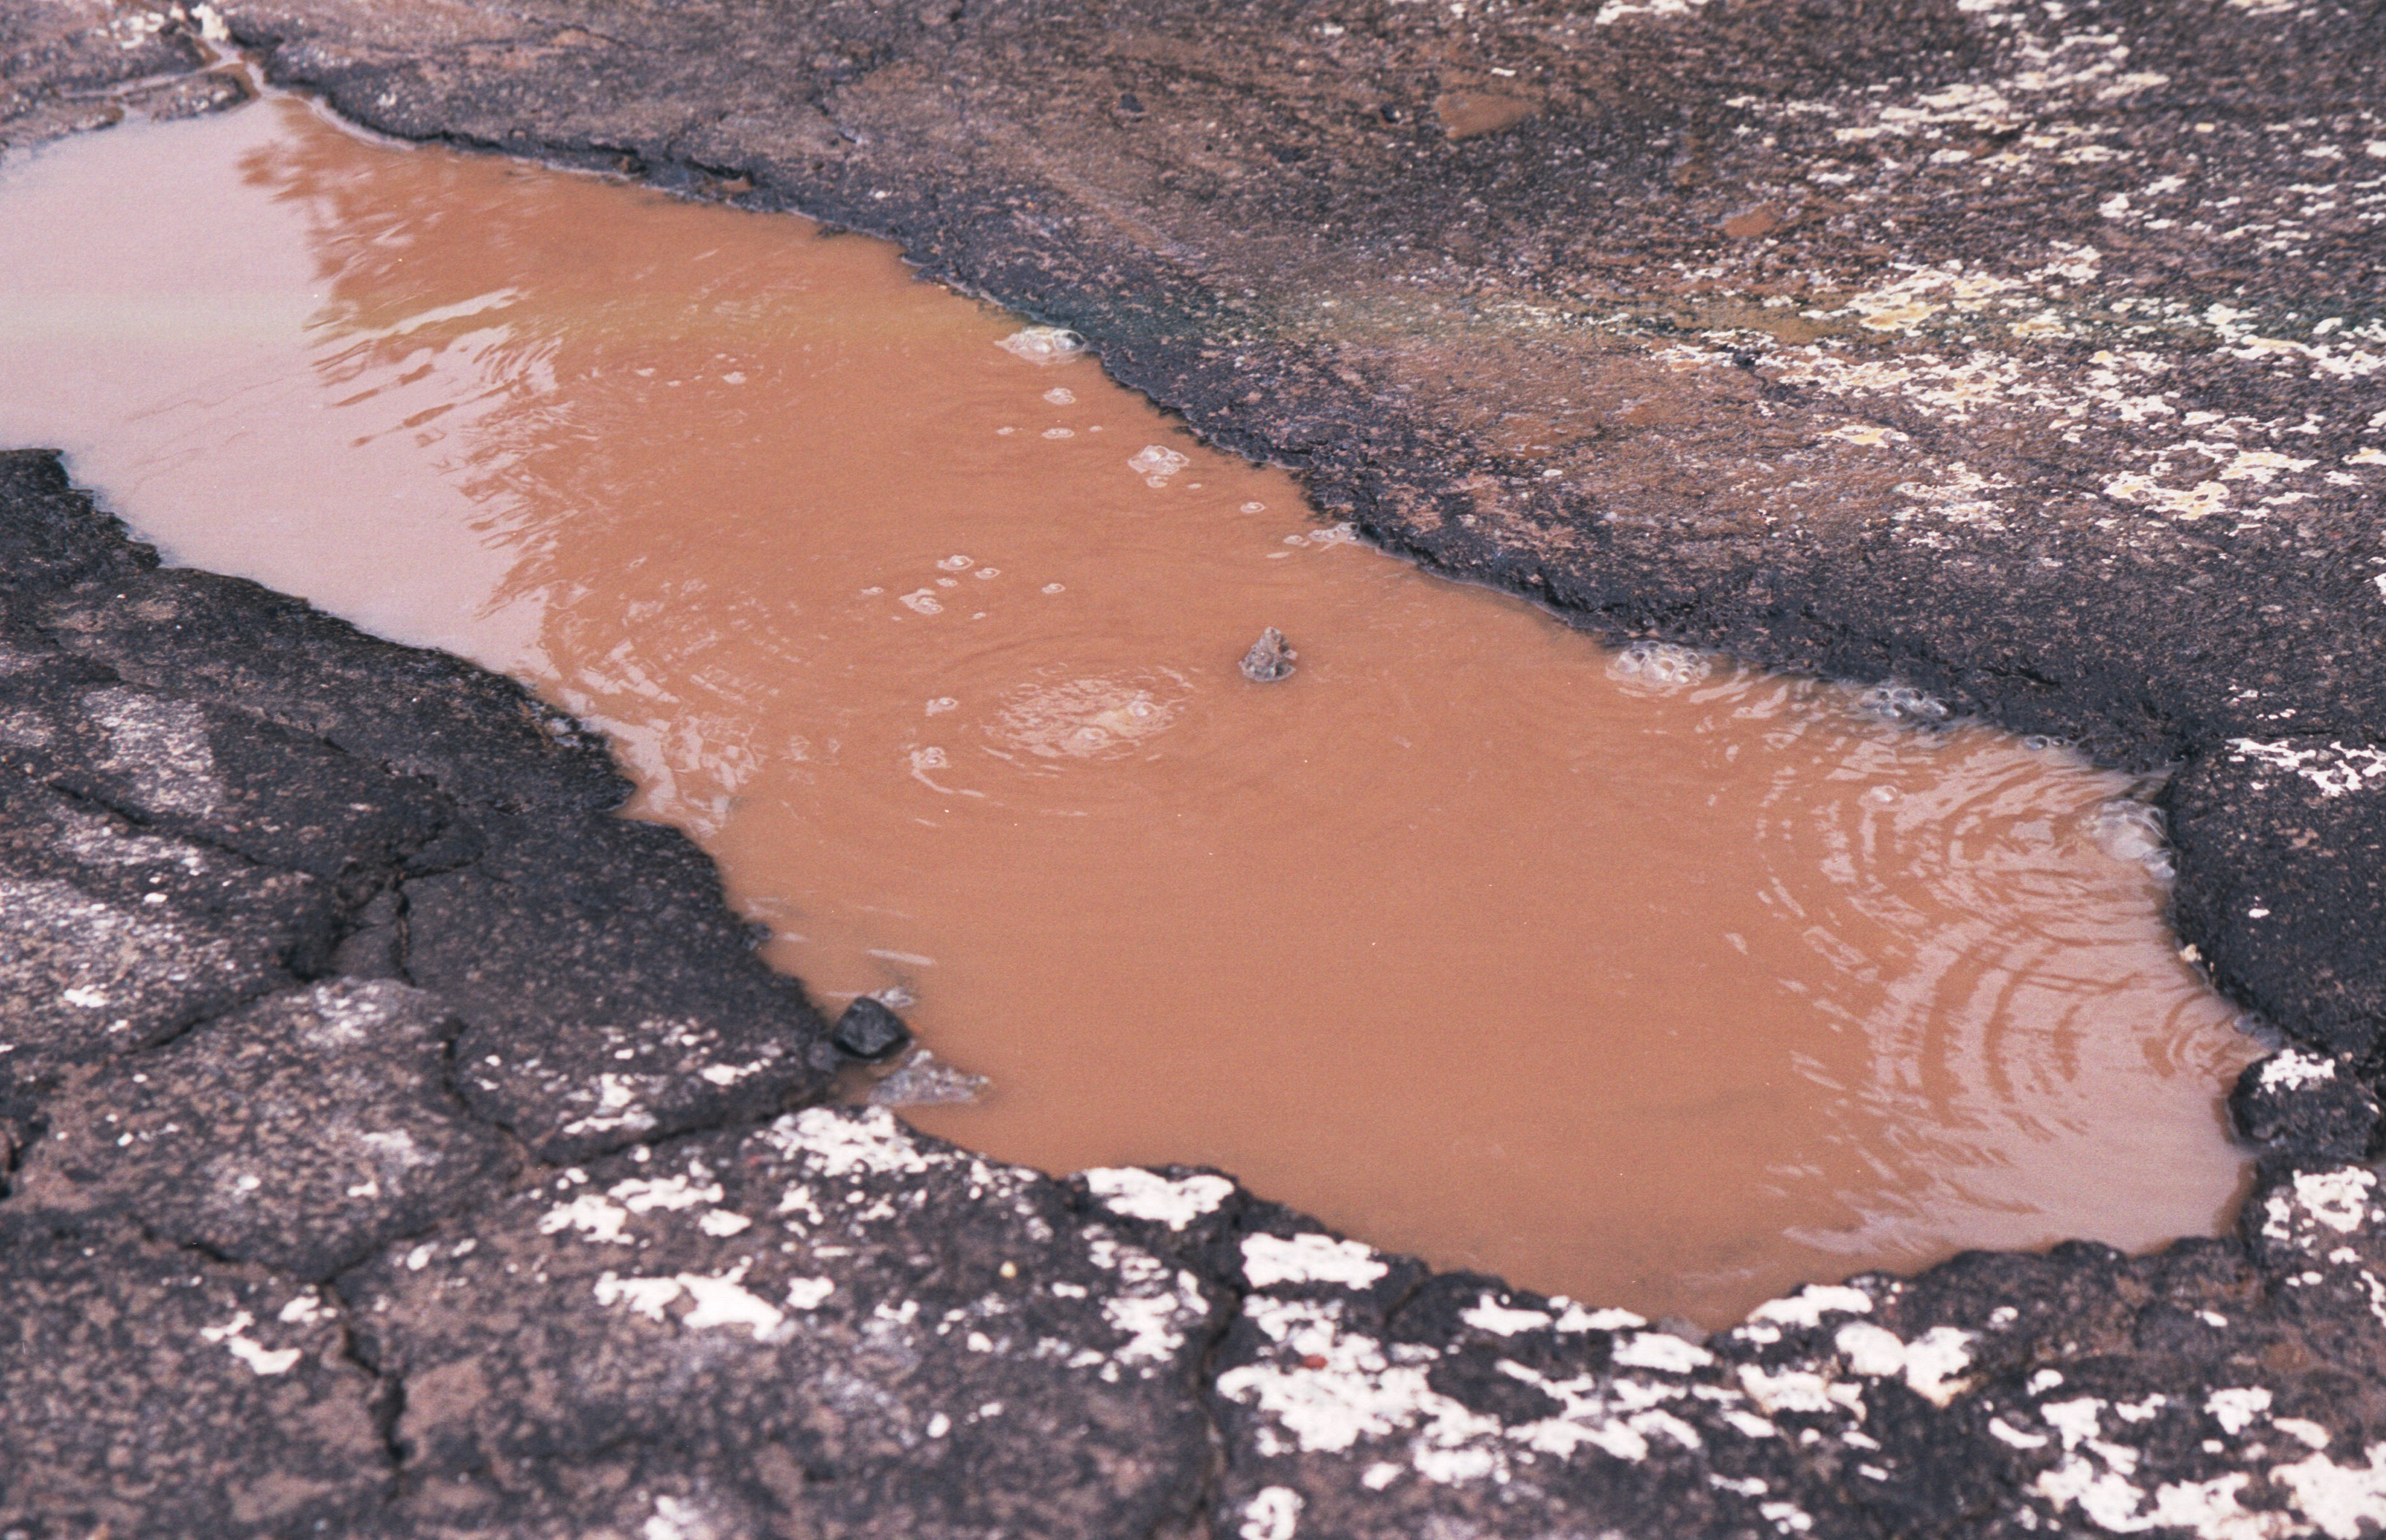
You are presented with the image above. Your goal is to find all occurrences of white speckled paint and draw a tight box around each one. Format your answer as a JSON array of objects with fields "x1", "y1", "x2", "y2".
[
  {"x1": 1241, "y1": 1233, "x2": 1388, "y2": 1290},
  {"x1": 1080, "y1": 1167, "x2": 1236, "y2": 1229}
]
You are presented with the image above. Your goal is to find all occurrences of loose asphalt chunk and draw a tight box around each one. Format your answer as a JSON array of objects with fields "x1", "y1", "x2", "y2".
[{"x1": 416, "y1": 811, "x2": 836, "y2": 1162}]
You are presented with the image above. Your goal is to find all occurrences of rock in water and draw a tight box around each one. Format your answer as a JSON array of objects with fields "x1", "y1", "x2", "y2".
[
  {"x1": 1240, "y1": 627, "x2": 1297, "y2": 682},
  {"x1": 832, "y1": 996, "x2": 914, "y2": 1062}
]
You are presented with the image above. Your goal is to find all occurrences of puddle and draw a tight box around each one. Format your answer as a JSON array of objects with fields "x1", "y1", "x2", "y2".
[{"x1": 0, "y1": 93, "x2": 2255, "y2": 1325}]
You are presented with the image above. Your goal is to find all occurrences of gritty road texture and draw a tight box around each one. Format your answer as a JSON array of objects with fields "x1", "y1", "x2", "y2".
[{"x1": 4, "y1": 0, "x2": 2386, "y2": 1533}]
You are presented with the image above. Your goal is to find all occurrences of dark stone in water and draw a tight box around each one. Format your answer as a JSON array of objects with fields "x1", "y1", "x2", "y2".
[
  {"x1": 1240, "y1": 626, "x2": 1296, "y2": 682},
  {"x1": 833, "y1": 995, "x2": 914, "y2": 1062}
]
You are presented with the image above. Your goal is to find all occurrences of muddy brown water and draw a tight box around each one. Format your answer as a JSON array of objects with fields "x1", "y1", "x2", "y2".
[{"x1": 0, "y1": 93, "x2": 2255, "y2": 1325}]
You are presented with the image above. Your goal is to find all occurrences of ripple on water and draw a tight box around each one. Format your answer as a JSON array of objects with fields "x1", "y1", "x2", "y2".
[{"x1": 985, "y1": 667, "x2": 1192, "y2": 766}]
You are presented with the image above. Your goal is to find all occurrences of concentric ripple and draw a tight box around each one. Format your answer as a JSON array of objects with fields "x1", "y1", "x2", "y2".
[{"x1": 985, "y1": 668, "x2": 1191, "y2": 766}]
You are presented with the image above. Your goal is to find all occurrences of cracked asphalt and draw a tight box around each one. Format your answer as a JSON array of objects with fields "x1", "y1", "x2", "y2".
[{"x1": 7, "y1": 0, "x2": 2386, "y2": 1533}]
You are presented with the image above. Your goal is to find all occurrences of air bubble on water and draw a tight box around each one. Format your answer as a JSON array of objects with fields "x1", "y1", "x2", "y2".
[
  {"x1": 1609, "y1": 641, "x2": 1713, "y2": 691},
  {"x1": 1854, "y1": 682, "x2": 1952, "y2": 726},
  {"x1": 1127, "y1": 445, "x2": 1191, "y2": 481},
  {"x1": 996, "y1": 427, "x2": 1017, "y2": 436},
  {"x1": 926, "y1": 698, "x2": 958, "y2": 715},
  {"x1": 899, "y1": 590, "x2": 944, "y2": 615},
  {"x1": 1860, "y1": 785, "x2": 1900, "y2": 808},
  {"x1": 1041, "y1": 583, "x2": 1066, "y2": 594},
  {"x1": 1283, "y1": 534, "x2": 1309, "y2": 545},
  {"x1": 860, "y1": 586, "x2": 885, "y2": 596},
  {"x1": 997, "y1": 327, "x2": 1084, "y2": 365},
  {"x1": 1310, "y1": 522, "x2": 1359, "y2": 546},
  {"x1": 722, "y1": 371, "x2": 747, "y2": 384},
  {"x1": 904, "y1": 747, "x2": 963, "y2": 797},
  {"x1": 974, "y1": 568, "x2": 1000, "y2": 579},
  {"x1": 1043, "y1": 427, "x2": 1076, "y2": 439},
  {"x1": 2021, "y1": 734, "x2": 2075, "y2": 753},
  {"x1": 938, "y1": 555, "x2": 974, "y2": 571},
  {"x1": 2091, "y1": 799, "x2": 2176, "y2": 882},
  {"x1": 1243, "y1": 502, "x2": 1267, "y2": 513},
  {"x1": 936, "y1": 578, "x2": 960, "y2": 589},
  {"x1": 1043, "y1": 387, "x2": 1076, "y2": 405},
  {"x1": 874, "y1": 986, "x2": 917, "y2": 1009}
]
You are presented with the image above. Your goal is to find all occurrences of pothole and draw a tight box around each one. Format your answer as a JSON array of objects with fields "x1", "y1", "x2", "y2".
[{"x1": 0, "y1": 88, "x2": 2253, "y2": 1326}]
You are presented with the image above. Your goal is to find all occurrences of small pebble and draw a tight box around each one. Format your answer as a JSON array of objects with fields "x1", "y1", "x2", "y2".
[{"x1": 1240, "y1": 627, "x2": 1297, "y2": 683}]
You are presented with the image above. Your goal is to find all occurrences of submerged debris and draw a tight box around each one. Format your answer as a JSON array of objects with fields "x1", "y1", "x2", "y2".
[
  {"x1": 831, "y1": 995, "x2": 913, "y2": 1062},
  {"x1": 1240, "y1": 626, "x2": 1297, "y2": 682},
  {"x1": 866, "y1": 1047, "x2": 990, "y2": 1107}
]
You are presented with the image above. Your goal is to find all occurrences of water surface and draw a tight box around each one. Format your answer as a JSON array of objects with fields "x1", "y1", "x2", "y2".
[{"x1": 0, "y1": 93, "x2": 2253, "y2": 1323}]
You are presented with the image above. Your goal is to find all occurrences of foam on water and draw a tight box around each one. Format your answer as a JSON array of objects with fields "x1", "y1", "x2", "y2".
[
  {"x1": 2091, "y1": 799, "x2": 2178, "y2": 882},
  {"x1": 1854, "y1": 682, "x2": 1956, "y2": 725},
  {"x1": 996, "y1": 326, "x2": 1085, "y2": 364},
  {"x1": 1128, "y1": 445, "x2": 1192, "y2": 484},
  {"x1": 1608, "y1": 641, "x2": 1714, "y2": 691}
]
